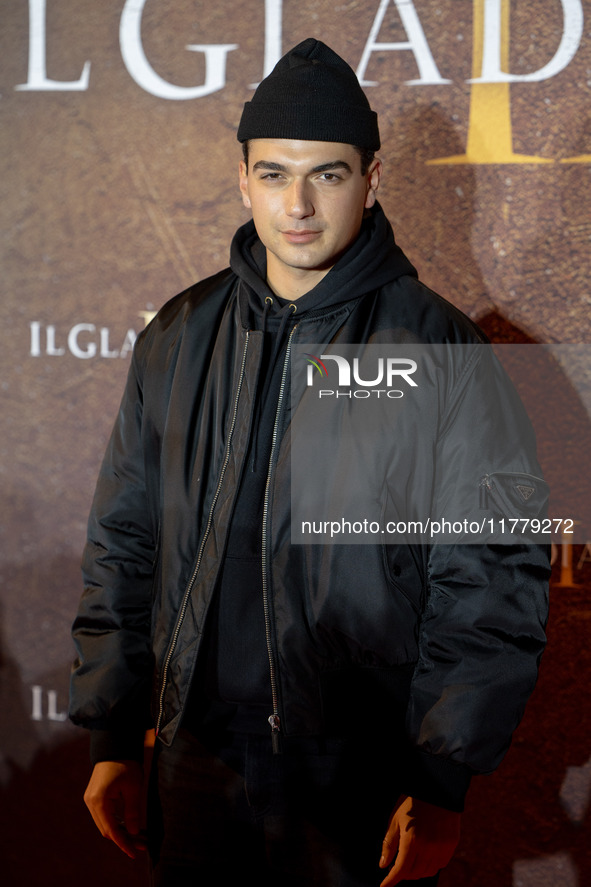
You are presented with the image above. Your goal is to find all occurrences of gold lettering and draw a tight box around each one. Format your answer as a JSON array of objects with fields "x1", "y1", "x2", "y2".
[
  {"x1": 560, "y1": 154, "x2": 591, "y2": 163},
  {"x1": 555, "y1": 541, "x2": 582, "y2": 588},
  {"x1": 428, "y1": 0, "x2": 552, "y2": 165},
  {"x1": 138, "y1": 309, "x2": 158, "y2": 327},
  {"x1": 577, "y1": 542, "x2": 591, "y2": 570}
]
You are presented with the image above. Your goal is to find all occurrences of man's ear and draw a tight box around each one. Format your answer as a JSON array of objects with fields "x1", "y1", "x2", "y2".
[
  {"x1": 239, "y1": 161, "x2": 251, "y2": 209},
  {"x1": 364, "y1": 158, "x2": 382, "y2": 210}
]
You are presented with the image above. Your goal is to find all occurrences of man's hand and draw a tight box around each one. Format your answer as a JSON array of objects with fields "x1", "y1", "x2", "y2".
[
  {"x1": 83, "y1": 760, "x2": 147, "y2": 859},
  {"x1": 378, "y1": 795, "x2": 461, "y2": 885}
]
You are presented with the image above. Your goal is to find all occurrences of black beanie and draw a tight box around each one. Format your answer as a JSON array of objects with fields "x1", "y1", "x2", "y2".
[{"x1": 237, "y1": 38, "x2": 380, "y2": 150}]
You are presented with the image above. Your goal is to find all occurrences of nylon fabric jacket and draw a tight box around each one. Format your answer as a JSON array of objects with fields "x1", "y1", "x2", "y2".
[{"x1": 70, "y1": 211, "x2": 550, "y2": 811}]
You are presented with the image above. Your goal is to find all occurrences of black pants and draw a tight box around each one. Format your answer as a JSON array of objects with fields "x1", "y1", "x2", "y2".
[{"x1": 148, "y1": 727, "x2": 440, "y2": 887}]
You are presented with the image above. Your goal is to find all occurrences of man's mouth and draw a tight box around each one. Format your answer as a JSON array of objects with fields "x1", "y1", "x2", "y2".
[{"x1": 282, "y1": 229, "x2": 322, "y2": 244}]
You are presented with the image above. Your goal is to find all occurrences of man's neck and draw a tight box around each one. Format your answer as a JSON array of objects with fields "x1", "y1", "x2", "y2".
[{"x1": 266, "y1": 260, "x2": 331, "y2": 302}]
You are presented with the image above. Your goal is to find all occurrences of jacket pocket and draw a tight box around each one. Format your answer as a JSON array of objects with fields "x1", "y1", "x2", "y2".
[
  {"x1": 381, "y1": 543, "x2": 427, "y2": 614},
  {"x1": 479, "y1": 471, "x2": 549, "y2": 518}
]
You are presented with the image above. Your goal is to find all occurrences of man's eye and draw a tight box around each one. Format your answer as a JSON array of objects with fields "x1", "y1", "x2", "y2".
[{"x1": 319, "y1": 173, "x2": 340, "y2": 182}]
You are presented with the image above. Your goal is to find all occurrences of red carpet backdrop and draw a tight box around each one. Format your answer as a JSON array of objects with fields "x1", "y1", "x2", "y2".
[{"x1": 1, "y1": 1, "x2": 590, "y2": 884}]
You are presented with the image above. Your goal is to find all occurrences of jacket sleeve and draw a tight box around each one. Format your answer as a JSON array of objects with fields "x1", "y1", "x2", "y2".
[
  {"x1": 69, "y1": 335, "x2": 156, "y2": 756},
  {"x1": 403, "y1": 345, "x2": 551, "y2": 811}
]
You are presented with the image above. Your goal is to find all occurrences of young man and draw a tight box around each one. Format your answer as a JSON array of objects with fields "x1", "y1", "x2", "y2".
[{"x1": 70, "y1": 39, "x2": 550, "y2": 886}]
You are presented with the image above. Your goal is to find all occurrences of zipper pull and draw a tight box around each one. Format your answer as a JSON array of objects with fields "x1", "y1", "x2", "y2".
[
  {"x1": 479, "y1": 475, "x2": 491, "y2": 509},
  {"x1": 268, "y1": 714, "x2": 282, "y2": 755}
]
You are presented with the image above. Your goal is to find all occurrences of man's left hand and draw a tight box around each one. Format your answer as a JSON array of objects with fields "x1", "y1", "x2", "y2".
[{"x1": 379, "y1": 794, "x2": 461, "y2": 884}]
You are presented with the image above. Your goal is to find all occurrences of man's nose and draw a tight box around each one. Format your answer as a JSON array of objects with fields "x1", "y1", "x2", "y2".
[{"x1": 286, "y1": 179, "x2": 314, "y2": 218}]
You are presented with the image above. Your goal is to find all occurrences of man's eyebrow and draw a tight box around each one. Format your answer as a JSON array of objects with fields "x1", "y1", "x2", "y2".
[
  {"x1": 252, "y1": 161, "x2": 288, "y2": 172},
  {"x1": 251, "y1": 160, "x2": 354, "y2": 174},
  {"x1": 311, "y1": 161, "x2": 353, "y2": 174}
]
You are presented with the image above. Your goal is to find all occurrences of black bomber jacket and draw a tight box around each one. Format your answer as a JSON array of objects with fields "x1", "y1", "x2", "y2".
[{"x1": 70, "y1": 205, "x2": 550, "y2": 812}]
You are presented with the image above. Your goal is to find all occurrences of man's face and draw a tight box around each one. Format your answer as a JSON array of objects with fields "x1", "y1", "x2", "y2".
[{"x1": 239, "y1": 139, "x2": 381, "y2": 299}]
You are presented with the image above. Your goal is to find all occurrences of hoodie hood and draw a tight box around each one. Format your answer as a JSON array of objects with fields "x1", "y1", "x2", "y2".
[{"x1": 230, "y1": 201, "x2": 417, "y2": 327}]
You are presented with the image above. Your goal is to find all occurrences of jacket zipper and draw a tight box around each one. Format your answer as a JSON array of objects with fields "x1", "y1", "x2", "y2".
[
  {"x1": 262, "y1": 323, "x2": 299, "y2": 753},
  {"x1": 155, "y1": 331, "x2": 251, "y2": 736},
  {"x1": 479, "y1": 474, "x2": 492, "y2": 509}
]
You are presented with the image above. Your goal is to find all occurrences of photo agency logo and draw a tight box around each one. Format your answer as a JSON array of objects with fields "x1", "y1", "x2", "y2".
[{"x1": 304, "y1": 351, "x2": 418, "y2": 399}]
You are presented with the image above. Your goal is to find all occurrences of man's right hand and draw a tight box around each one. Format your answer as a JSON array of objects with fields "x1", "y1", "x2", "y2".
[{"x1": 83, "y1": 760, "x2": 147, "y2": 858}]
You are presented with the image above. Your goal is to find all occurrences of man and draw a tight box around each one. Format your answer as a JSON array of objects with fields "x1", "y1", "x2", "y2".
[{"x1": 70, "y1": 39, "x2": 550, "y2": 886}]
